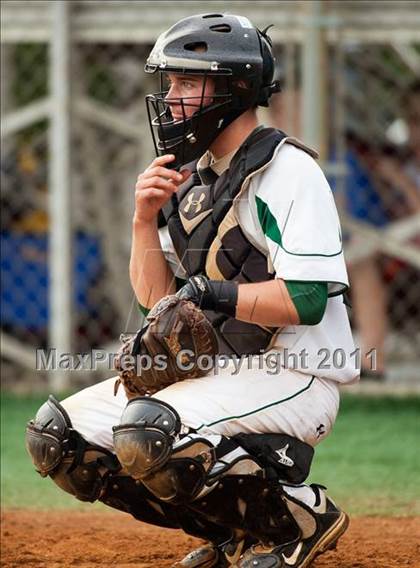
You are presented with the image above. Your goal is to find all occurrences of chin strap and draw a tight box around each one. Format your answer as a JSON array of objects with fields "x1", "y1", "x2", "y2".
[{"x1": 258, "y1": 80, "x2": 282, "y2": 107}]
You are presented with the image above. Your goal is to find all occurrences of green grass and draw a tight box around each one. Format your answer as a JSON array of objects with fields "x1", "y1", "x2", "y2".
[
  {"x1": 1, "y1": 392, "x2": 420, "y2": 515},
  {"x1": 308, "y1": 396, "x2": 420, "y2": 515}
]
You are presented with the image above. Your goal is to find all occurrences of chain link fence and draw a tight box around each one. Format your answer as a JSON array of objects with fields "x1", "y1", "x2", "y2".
[
  {"x1": 265, "y1": 39, "x2": 420, "y2": 382},
  {"x1": 337, "y1": 44, "x2": 420, "y2": 379},
  {"x1": 1, "y1": 1, "x2": 419, "y2": 391}
]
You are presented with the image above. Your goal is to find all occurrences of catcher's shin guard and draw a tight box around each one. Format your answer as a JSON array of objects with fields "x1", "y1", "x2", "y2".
[
  {"x1": 112, "y1": 397, "x2": 306, "y2": 546},
  {"x1": 113, "y1": 396, "x2": 205, "y2": 503}
]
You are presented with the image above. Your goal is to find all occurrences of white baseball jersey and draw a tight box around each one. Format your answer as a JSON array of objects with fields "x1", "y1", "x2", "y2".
[{"x1": 159, "y1": 139, "x2": 359, "y2": 384}]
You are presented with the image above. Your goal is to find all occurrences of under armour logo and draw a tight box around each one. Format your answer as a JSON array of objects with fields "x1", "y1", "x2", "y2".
[
  {"x1": 316, "y1": 424, "x2": 326, "y2": 438},
  {"x1": 275, "y1": 444, "x2": 294, "y2": 467},
  {"x1": 184, "y1": 191, "x2": 206, "y2": 214}
]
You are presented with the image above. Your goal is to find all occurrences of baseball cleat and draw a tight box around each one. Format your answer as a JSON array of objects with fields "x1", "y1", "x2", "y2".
[
  {"x1": 172, "y1": 543, "x2": 225, "y2": 568},
  {"x1": 173, "y1": 535, "x2": 254, "y2": 567},
  {"x1": 237, "y1": 489, "x2": 349, "y2": 568}
]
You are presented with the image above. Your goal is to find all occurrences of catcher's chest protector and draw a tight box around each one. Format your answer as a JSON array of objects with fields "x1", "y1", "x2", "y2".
[{"x1": 162, "y1": 127, "x2": 316, "y2": 356}]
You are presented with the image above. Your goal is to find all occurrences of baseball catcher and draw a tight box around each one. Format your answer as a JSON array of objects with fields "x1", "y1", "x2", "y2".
[{"x1": 26, "y1": 13, "x2": 359, "y2": 568}]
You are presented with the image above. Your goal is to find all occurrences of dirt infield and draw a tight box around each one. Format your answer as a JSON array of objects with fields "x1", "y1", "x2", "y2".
[{"x1": 2, "y1": 510, "x2": 420, "y2": 568}]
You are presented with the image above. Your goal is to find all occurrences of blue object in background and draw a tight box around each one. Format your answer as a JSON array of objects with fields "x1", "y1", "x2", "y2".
[
  {"x1": 1, "y1": 231, "x2": 102, "y2": 330},
  {"x1": 343, "y1": 150, "x2": 389, "y2": 227}
]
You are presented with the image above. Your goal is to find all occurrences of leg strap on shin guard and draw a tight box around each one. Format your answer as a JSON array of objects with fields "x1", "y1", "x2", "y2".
[{"x1": 191, "y1": 475, "x2": 299, "y2": 545}]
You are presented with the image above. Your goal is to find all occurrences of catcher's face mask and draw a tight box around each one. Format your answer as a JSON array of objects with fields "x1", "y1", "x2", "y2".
[{"x1": 146, "y1": 70, "x2": 238, "y2": 169}]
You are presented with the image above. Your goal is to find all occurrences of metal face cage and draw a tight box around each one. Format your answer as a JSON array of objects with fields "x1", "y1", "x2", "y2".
[{"x1": 145, "y1": 70, "x2": 234, "y2": 168}]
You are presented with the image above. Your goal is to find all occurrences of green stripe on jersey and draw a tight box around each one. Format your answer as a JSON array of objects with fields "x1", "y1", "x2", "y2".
[
  {"x1": 255, "y1": 195, "x2": 343, "y2": 257},
  {"x1": 255, "y1": 195, "x2": 283, "y2": 246}
]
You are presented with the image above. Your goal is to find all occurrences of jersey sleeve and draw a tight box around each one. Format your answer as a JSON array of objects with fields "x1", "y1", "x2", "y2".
[
  {"x1": 158, "y1": 225, "x2": 187, "y2": 280},
  {"x1": 251, "y1": 144, "x2": 349, "y2": 295}
]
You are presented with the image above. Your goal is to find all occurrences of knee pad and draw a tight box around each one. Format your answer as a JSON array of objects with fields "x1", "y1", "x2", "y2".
[
  {"x1": 113, "y1": 397, "x2": 204, "y2": 503},
  {"x1": 112, "y1": 397, "x2": 182, "y2": 479},
  {"x1": 26, "y1": 395, "x2": 119, "y2": 502},
  {"x1": 26, "y1": 395, "x2": 73, "y2": 477}
]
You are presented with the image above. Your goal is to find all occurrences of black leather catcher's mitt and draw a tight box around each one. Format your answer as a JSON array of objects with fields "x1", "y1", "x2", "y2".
[{"x1": 114, "y1": 295, "x2": 218, "y2": 399}]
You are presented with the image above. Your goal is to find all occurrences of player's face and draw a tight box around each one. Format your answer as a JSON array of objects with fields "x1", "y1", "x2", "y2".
[{"x1": 164, "y1": 73, "x2": 215, "y2": 121}]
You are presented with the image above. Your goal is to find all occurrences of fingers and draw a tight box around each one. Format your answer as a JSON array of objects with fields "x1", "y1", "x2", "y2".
[
  {"x1": 143, "y1": 166, "x2": 183, "y2": 183},
  {"x1": 136, "y1": 155, "x2": 191, "y2": 206},
  {"x1": 137, "y1": 176, "x2": 177, "y2": 193},
  {"x1": 142, "y1": 154, "x2": 194, "y2": 185},
  {"x1": 145, "y1": 154, "x2": 175, "y2": 171}
]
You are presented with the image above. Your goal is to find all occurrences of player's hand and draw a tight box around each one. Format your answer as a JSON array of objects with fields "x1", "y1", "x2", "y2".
[{"x1": 134, "y1": 154, "x2": 191, "y2": 224}]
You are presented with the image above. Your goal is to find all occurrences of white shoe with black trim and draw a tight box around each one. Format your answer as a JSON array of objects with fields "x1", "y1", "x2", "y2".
[{"x1": 237, "y1": 485, "x2": 349, "y2": 568}]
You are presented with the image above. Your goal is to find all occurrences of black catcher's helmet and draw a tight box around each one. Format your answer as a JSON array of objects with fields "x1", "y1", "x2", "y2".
[{"x1": 145, "y1": 13, "x2": 280, "y2": 169}]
